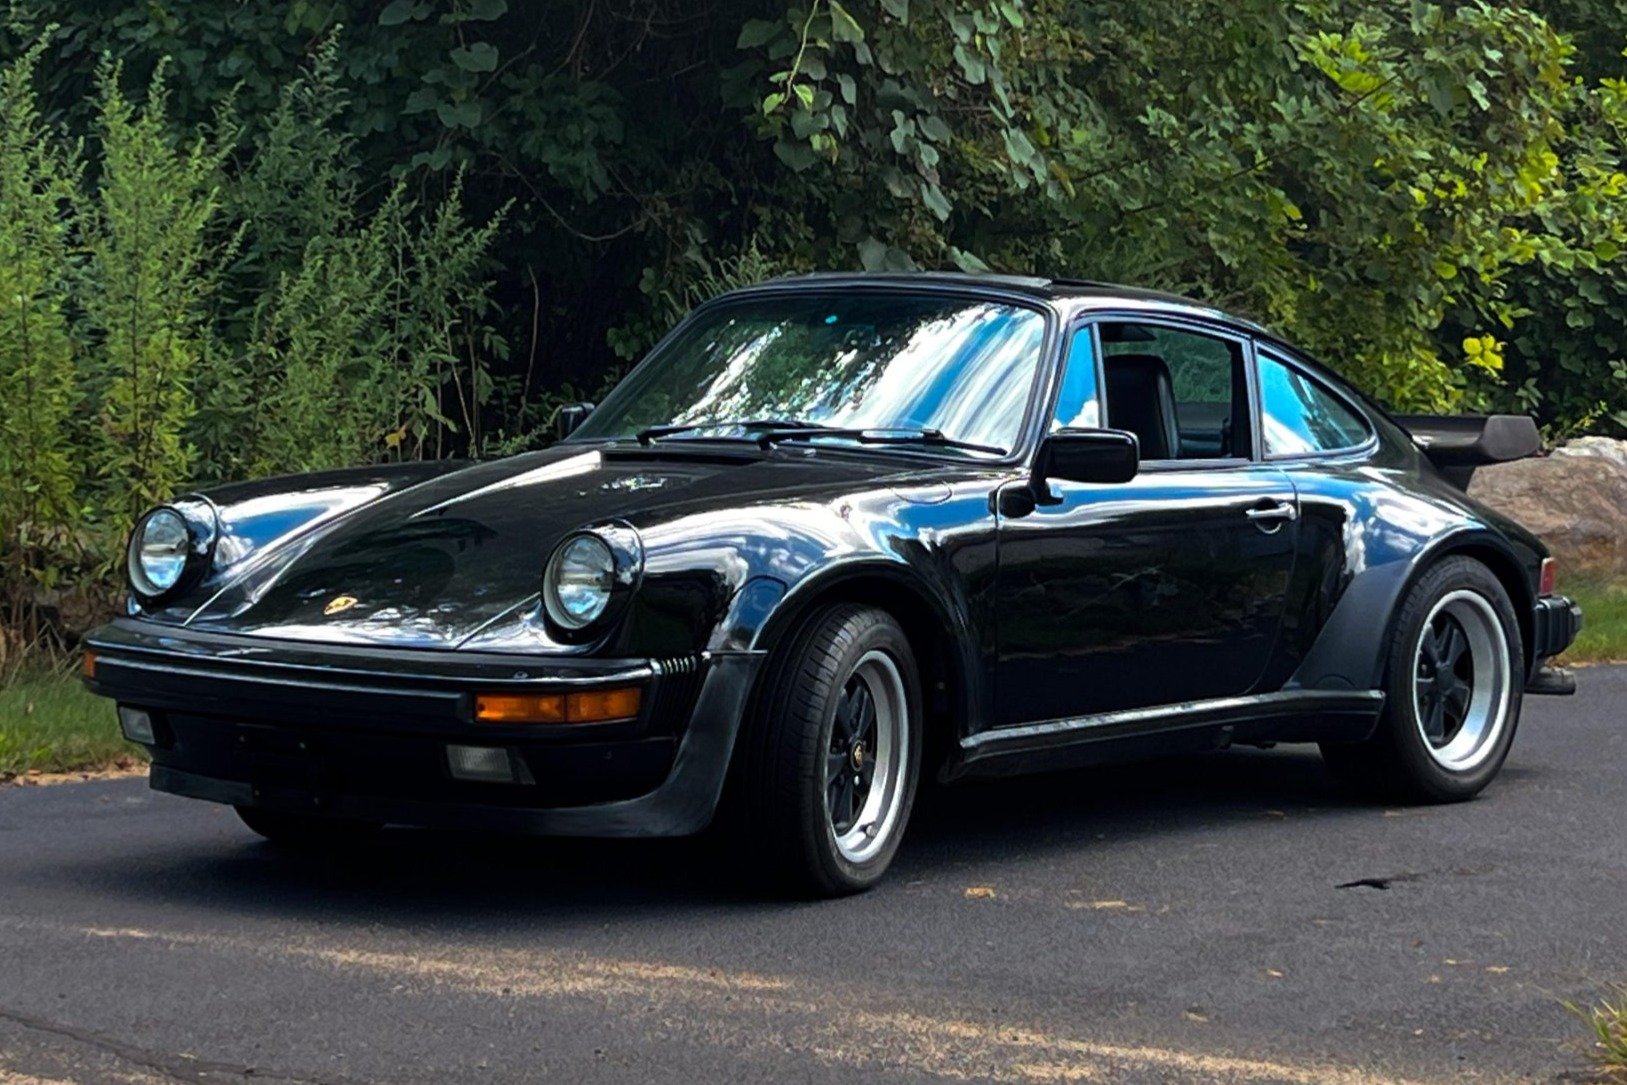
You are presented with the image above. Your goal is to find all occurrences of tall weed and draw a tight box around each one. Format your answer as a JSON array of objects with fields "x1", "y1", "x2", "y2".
[
  {"x1": 0, "y1": 32, "x2": 507, "y2": 663},
  {"x1": 0, "y1": 36, "x2": 83, "y2": 660}
]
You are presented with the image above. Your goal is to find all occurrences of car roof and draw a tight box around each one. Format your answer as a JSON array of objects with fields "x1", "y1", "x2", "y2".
[{"x1": 728, "y1": 271, "x2": 1274, "y2": 338}]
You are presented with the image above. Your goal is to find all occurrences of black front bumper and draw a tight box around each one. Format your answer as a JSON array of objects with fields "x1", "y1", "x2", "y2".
[{"x1": 83, "y1": 619, "x2": 763, "y2": 837}]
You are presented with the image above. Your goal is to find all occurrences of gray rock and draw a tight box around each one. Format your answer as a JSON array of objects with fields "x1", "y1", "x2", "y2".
[
  {"x1": 1468, "y1": 450, "x2": 1627, "y2": 579},
  {"x1": 1551, "y1": 435, "x2": 1627, "y2": 470}
]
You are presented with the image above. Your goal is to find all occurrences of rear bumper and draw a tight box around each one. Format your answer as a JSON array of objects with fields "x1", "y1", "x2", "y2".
[
  {"x1": 82, "y1": 619, "x2": 763, "y2": 837},
  {"x1": 1531, "y1": 594, "x2": 1583, "y2": 667}
]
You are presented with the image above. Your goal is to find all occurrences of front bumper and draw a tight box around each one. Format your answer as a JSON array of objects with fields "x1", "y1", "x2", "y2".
[{"x1": 83, "y1": 619, "x2": 763, "y2": 837}]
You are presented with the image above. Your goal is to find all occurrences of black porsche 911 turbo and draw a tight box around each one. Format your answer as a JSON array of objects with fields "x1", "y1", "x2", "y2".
[{"x1": 84, "y1": 273, "x2": 1581, "y2": 895}]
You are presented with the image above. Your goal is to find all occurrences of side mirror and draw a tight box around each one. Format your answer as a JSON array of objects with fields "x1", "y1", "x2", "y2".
[
  {"x1": 1033, "y1": 428, "x2": 1139, "y2": 486},
  {"x1": 556, "y1": 402, "x2": 595, "y2": 440}
]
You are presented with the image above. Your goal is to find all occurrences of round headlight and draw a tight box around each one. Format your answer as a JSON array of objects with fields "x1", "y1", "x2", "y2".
[
  {"x1": 544, "y1": 534, "x2": 617, "y2": 630},
  {"x1": 127, "y1": 501, "x2": 216, "y2": 601},
  {"x1": 128, "y1": 508, "x2": 192, "y2": 598}
]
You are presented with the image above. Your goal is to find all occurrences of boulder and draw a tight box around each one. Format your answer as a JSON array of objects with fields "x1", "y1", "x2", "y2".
[
  {"x1": 1468, "y1": 439, "x2": 1627, "y2": 579},
  {"x1": 1552, "y1": 434, "x2": 1627, "y2": 471}
]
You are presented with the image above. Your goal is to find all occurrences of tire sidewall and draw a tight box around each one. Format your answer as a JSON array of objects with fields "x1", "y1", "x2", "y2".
[
  {"x1": 808, "y1": 613, "x2": 923, "y2": 892},
  {"x1": 1384, "y1": 557, "x2": 1524, "y2": 800}
]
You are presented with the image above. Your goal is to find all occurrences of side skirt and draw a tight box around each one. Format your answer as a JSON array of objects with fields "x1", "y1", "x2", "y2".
[{"x1": 951, "y1": 690, "x2": 1385, "y2": 779}]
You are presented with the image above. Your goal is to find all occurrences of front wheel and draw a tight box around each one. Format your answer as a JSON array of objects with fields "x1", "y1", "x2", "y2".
[
  {"x1": 1321, "y1": 556, "x2": 1524, "y2": 802},
  {"x1": 739, "y1": 604, "x2": 922, "y2": 897}
]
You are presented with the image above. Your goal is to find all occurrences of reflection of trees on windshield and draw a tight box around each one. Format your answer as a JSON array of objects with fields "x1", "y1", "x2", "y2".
[{"x1": 578, "y1": 295, "x2": 1046, "y2": 453}]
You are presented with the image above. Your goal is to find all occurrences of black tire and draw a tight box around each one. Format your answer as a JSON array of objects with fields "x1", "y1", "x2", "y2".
[
  {"x1": 738, "y1": 604, "x2": 922, "y2": 897},
  {"x1": 234, "y1": 806, "x2": 383, "y2": 848},
  {"x1": 1321, "y1": 556, "x2": 1524, "y2": 802}
]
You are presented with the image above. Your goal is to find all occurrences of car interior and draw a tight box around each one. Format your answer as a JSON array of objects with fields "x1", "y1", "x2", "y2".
[{"x1": 1099, "y1": 323, "x2": 1251, "y2": 461}]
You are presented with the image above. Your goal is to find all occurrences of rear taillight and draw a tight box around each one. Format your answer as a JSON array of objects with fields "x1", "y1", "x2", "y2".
[{"x1": 1539, "y1": 557, "x2": 1557, "y2": 596}]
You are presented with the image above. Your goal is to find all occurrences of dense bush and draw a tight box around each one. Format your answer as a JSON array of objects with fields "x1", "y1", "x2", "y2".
[
  {"x1": 2, "y1": 0, "x2": 1621, "y2": 431},
  {"x1": 0, "y1": 32, "x2": 502, "y2": 663},
  {"x1": 2, "y1": 0, "x2": 1627, "y2": 663}
]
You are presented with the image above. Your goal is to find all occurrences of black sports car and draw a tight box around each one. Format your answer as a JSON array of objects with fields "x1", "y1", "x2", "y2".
[{"x1": 83, "y1": 273, "x2": 1582, "y2": 895}]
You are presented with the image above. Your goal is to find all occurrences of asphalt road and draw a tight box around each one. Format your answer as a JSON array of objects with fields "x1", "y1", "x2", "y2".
[{"x1": 1, "y1": 670, "x2": 1623, "y2": 1085}]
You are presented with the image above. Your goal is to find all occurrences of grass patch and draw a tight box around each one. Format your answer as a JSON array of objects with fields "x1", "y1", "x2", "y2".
[
  {"x1": 1570, "y1": 989, "x2": 1627, "y2": 1081},
  {"x1": 0, "y1": 669, "x2": 142, "y2": 781},
  {"x1": 1557, "y1": 579, "x2": 1627, "y2": 665}
]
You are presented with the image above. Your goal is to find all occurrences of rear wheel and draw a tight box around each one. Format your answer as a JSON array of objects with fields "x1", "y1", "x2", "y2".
[
  {"x1": 235, "y1": 807, "x2": 383, "y2": 848},
  {"x1": 1321, "y1": 556, "x2": 1523, "y2": 802},
  {"x1": 739, "y1": 604, "x2": 921, "y2": 896}
]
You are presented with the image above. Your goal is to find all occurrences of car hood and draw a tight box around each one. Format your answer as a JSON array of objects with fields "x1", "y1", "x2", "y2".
[{"x1": 182, "y1": 443, "x2": 920, "y2": 648}]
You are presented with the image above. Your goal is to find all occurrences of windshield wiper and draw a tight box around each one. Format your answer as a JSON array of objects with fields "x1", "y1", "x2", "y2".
[
  {"x1": 635, "y1": 418, "x2": 817, "y2": 446},
  {"x1": 759, "y1": 426, "x2": 1007, "y2": 457}
]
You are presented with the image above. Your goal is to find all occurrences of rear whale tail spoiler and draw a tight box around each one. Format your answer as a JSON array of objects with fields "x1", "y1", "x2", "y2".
[{"x1": 1395, "y1": 413, "x2": 1542, "y2": 489}]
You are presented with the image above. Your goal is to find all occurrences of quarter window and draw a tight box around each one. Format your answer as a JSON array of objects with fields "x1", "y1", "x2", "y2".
[{"x1": 1257, "y1": 352, "x2": 1371, "y2": 456}]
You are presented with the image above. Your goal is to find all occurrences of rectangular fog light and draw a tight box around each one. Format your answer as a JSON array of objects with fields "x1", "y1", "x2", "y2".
[
  {"x1": 446, "y1": 744, "x2": 518, "y2": 783},
  {"x1": 118, "y1": 706, "x2": 156, "y2": 745}
]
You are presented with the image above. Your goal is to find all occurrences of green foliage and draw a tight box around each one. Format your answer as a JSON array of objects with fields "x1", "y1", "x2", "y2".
[
  {"x1": 0, "y1": 667, "x2": 141, "y2": 779},
  {"x1": 730, "y1": 0, "x2": 1611, "y2": 415},
  {"x1": 83, "y1": 59, "x2": 228, "y2": 530},
  {"x1": 0, "y1": 29, "x2": 505, "y2": 656},
  {"x1": 1557, "y1": 578, "x2": 1627, "y2": 664},
  {"x1": 0, "y1": 34, "x2": 82, "y2": 641}
]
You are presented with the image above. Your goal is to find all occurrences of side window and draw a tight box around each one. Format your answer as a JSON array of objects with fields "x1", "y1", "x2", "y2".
[
  {"x1": 1099, "y1": 322, "x2": 1248, "y2": 461},
  {"x1": 1050, "y1": 326, "x2": 1100, "y2": 431},
  {"x1": 1257, "y1": 352, "x2": 1371, "y2": 456}
]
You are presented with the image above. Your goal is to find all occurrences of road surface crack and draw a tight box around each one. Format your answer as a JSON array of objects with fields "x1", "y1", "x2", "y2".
[{"x1": 0, "y1": 1005, "x2": 378, "y2": 1085}]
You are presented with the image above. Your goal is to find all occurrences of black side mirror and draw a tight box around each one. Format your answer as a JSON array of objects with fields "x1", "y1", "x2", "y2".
[
  {"x1": 1033, "y1": 428, "x2": 1139, "y2": 486},
  {"x1": 556, "y1": 402, "x2": 595, "y2": 440}
]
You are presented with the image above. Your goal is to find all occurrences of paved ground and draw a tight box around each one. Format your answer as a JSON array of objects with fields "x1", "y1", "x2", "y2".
[{"x1": 1, "y1": 670, "x2": 1623, "y2": 1085}]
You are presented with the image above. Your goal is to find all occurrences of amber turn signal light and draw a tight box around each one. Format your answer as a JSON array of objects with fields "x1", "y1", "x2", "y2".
[
  {"x1": 474, "y1": 686, "x2": 643, "y2": 725},
  {"x1": 81, "y1": 651, "x2": 97, "y2": 680}
]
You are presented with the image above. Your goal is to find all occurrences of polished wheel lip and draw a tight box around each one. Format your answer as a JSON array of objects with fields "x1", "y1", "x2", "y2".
[
  {"x1": 1411, "y1": 589, "x2": 1511, "y2": 772},
  {"x1": 825, "y1": 649, "x2": 910, "y2": 865}
]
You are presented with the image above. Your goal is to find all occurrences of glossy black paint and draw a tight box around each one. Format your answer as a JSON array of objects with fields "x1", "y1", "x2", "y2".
[{"x1": 84, "y1": 273, "x2": 1580, "y2": 835}]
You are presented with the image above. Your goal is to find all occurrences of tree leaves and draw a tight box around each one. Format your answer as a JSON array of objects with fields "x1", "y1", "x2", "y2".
[
  {"x1": 829, "y1": 1, "x2": 864, "y2": 44},
  {"x1": 450, "y1": 43, "x2": 498, "y2": 73},
  {"x1": 377, "y1": 0, "x2": 426, "y2": 27}
]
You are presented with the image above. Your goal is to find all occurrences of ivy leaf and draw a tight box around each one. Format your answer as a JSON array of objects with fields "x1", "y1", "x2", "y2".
[
  {"x1": 466, "y1": 0, "x2": 507, "y2": 19},
  {"x1": 450, "y1": 43, "x2": 498, "y2": 73},
  {"x1": 829, "y1": 1, "x2": 865, "y2": 44},
  {"x1": 919, "y1": 114, "x2": 952, "y2": 143},
  {"x1": 880, "y1": 0, "x2": 909, "y2": 21},
  {"x1": 953, "y1": 43, "x2": 986, "y2": 84},
  {"x1": 858, "y1": 235, "x2": 889, "y2": 270},
  {"x1": 436, "y1": 99, "x2": 481, "y2": 128},
  {"x1": 737, "y1": 19, "x2": 782, "y2": 49},
  {"x1": 920, "y1": 181, "x2": 951, "y2": 221},
  {"x1": 377, "y1": 0, "x2": 424, "y2": 26},
  {"x1": 403, "y1": 87, "x2": 440, "y2": 114},
  {"x1": 774, "y1": 138, "x2": 818, "y2": 171}
]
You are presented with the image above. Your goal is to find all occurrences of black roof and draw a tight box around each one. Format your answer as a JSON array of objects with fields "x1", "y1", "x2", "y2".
[{"x1": 735, "y1": 271, "x2": 1270, "y2": 335}]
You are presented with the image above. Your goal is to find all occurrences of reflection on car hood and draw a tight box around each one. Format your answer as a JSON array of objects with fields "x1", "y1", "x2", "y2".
[{"x1": 182, "y1": 443, "x2": 916, "y2": 649}]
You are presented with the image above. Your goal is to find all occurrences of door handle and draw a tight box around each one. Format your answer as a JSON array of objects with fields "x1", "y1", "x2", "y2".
[{"x1": 1245, "y1": 500, "x2": 1298, "y2": 524}]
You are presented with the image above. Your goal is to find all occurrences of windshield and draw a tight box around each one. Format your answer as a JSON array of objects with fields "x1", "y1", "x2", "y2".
[{"x1": 571, "y1": 291, "x2": 1049, "y2": 456}]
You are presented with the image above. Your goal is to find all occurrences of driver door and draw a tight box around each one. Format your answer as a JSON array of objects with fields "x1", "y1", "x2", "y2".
[{"x1": 992, "y1": 318, "x2": 1299, "y2": 726}]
